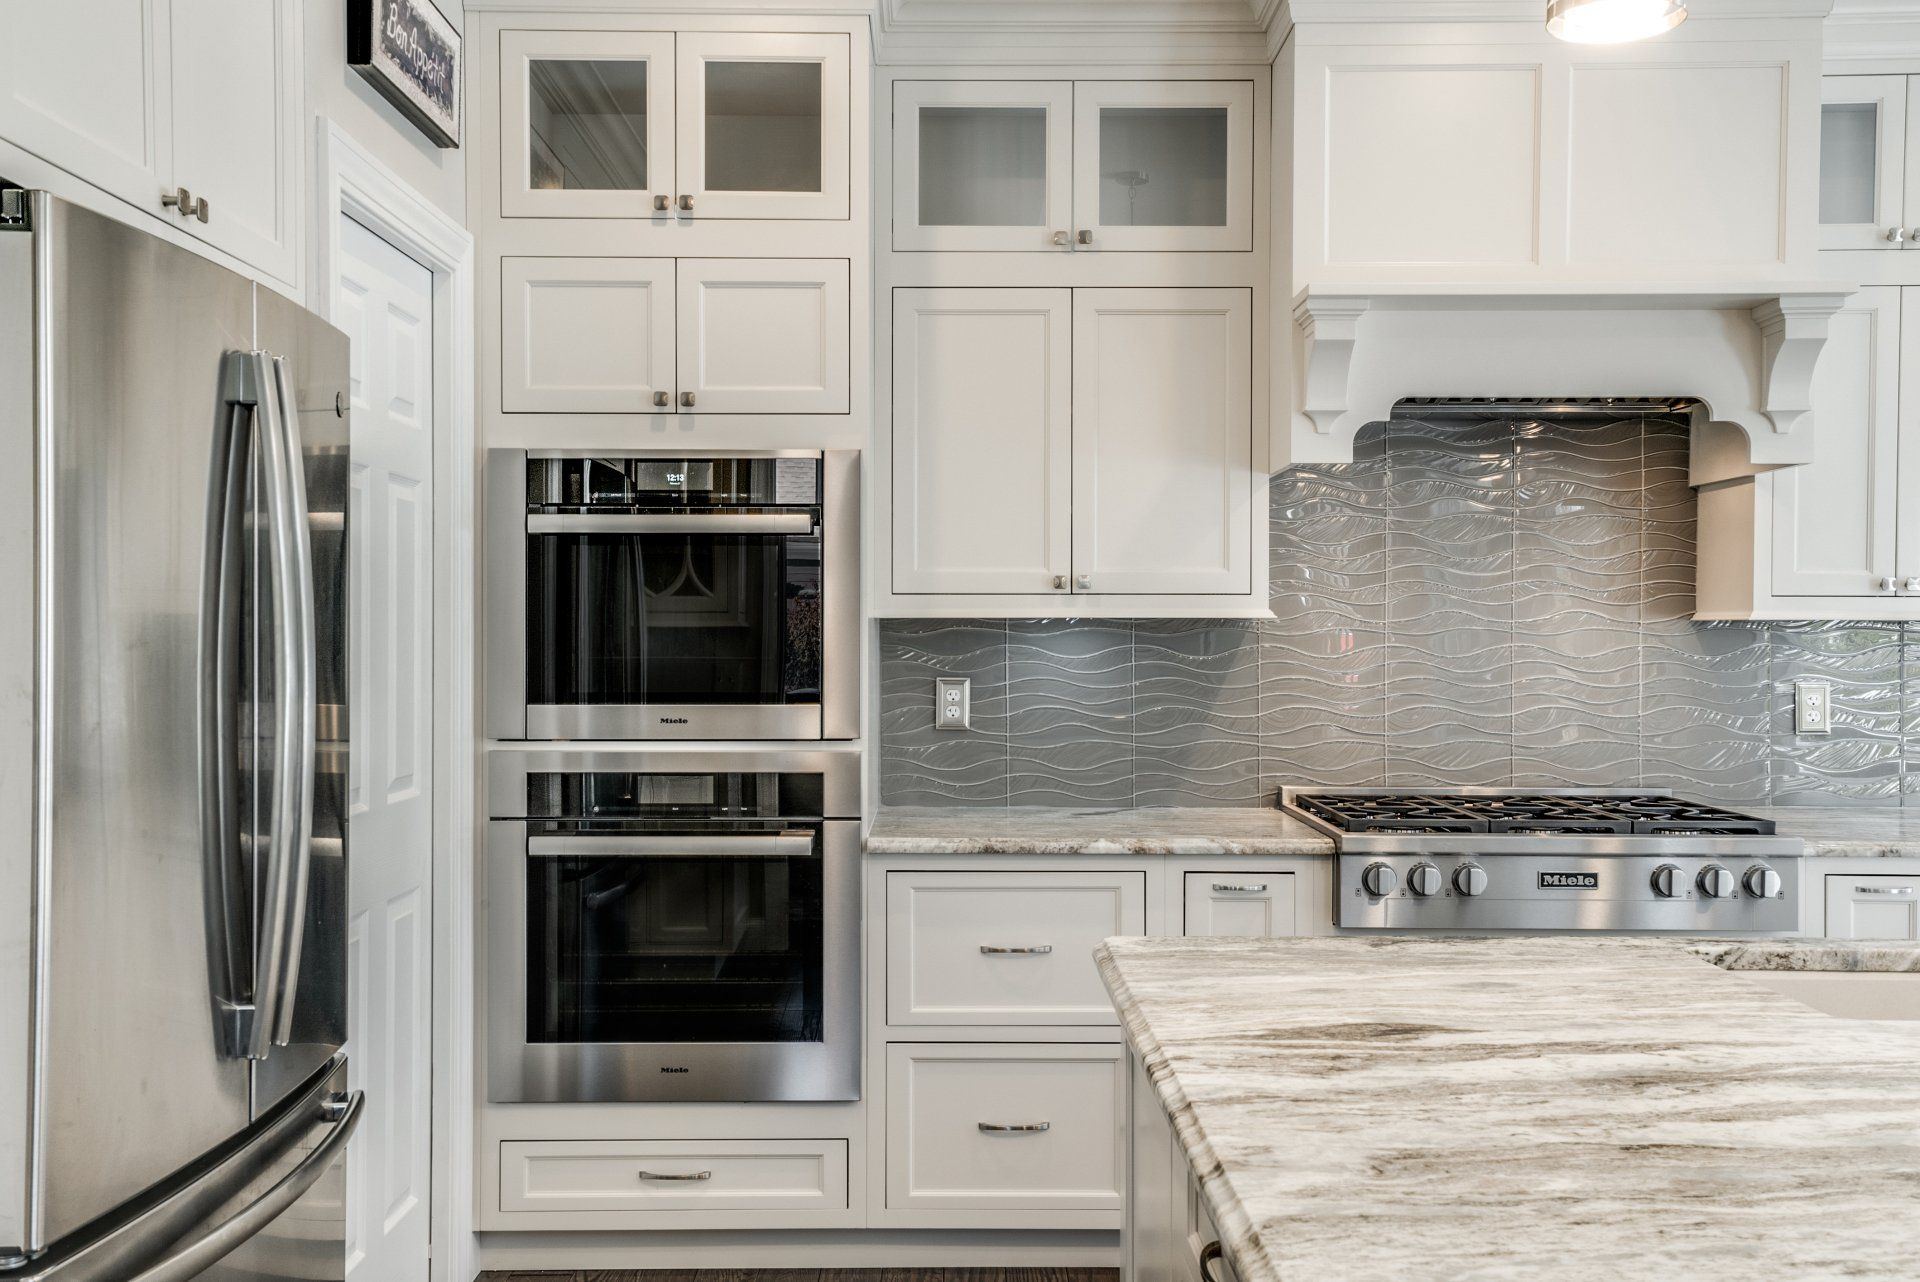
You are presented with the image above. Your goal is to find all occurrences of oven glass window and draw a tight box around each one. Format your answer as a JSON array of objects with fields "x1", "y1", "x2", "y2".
[{"x1": 525, "y1": 829, "x2": 825, "y2": 1045}]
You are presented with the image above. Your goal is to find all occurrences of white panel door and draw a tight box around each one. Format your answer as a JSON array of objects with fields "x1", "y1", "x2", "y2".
[
  {"x1": 501, "y1": 257, "x2": 675, "y2": 413},
  {"x1": 336, "y1": 216, "x2": 434, "y2": 1282},
  {"x1": 1773, "y1": 286, "x2": 1901, "y2": 597},
  {"x1": 892, "y1": 80, "x2": 1074, "y2": 252},
  {"x1": 674, "y1": 32, "x2": 850, "y2": 220},
  {"x1": 1182, "y1": 873, "x2": 1300, "y2": 938},
  {"x1": 1819, "y1": 76, "x2": 1910, "y2": 251},
  {"x1": 1825, "y1": 875, "x2": 1920, "y2": 940},
  {"x1": 499, "y1": 29, "x2": 676, "y2": 220},
  {"x1": 168, "y1": 0, "x2": 296, "y2": 280},
  {"x1": 0, "y1": 0, "x2": 164, "y2": 210},
  {"x1": 1900, "y1": 290, "x2": 1920, "y2": 589},
  {"x1": 677, "y1": 258, "x2": 848, "y2": 412},
  {"x1": 1071, "y1": 288, "x2": 1252, "y2": 595},
  {"x1": 891, "y1": 288, "x2": 1072, "y2": 594},
  {"x1": 1072, "y1": 80, "x2": 1254, "y2": 252}
]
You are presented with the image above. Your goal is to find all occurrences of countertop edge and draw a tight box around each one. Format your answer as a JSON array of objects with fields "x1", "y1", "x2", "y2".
[
  {"x1": 864, "y1": 837, "x2": 1338, "y2": 857},
  {"x1": 1096, "y1": 942, "x2": 1284, "y2": 1282}
]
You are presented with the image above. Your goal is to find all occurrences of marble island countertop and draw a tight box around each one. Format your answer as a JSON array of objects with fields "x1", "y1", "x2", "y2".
[
  {"x1": 1099, "y1": 935, "x2": 1920, "y2": 1282},
  {"x1": 867, "y1": 803, "x2": 1920, "y2": 858}
]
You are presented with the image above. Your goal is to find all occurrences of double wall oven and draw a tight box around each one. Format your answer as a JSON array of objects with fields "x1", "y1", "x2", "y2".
[
  {"x1": 488, "y1": 749, "x2": 861, "y2": 1103},
  {"x1": 487, "y1": 450, "x2": 859, "y2": 741}
]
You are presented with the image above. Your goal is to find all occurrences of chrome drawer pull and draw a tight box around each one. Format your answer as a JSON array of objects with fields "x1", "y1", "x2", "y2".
[
  {"x1": 978, "y1": 1121, "x2": 1051, "y2": 1133},
  {"x1": 1855, "y1": 886, "x2": 1916, "y2": 895},
  {"x1": 638, "y1": 1169, "x2": 712, "y2": 1181},
  {"x1": 1200, "y1": 1241, "x2": 1226, "y2": 1282},
  {"x1": 1212, "y1": 882, "x2": 1268, "y2": 894},
  {"x1": 979, "y1": 944, "x2": 1053, "y2": 955}
]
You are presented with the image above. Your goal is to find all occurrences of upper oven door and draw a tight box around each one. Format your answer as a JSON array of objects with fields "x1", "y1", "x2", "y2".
[{"x1": 487, "y1": 452, "x2": 860, "y2": 741}]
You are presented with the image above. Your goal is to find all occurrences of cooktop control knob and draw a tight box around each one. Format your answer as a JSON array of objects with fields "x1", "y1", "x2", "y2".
[
  {"x1": 1744, "y1": 865, "x2": 1783, "y2": 899},
  {"x1": 1698, "y1": 864, "x2": 1737, "y2": 899},
  {"x1": 1453, "y1": 863, "x2": 1488, "y2": 897},
  {"x1": 1361, "y1": 862, "x2": 1398, "y2": 897},
  {"x1": 1650, "y1": 864, "x2": 1685, "y2": 898},
  {"x1": 1407, "y1": 862, "x2": 1442, "y2": 897}
]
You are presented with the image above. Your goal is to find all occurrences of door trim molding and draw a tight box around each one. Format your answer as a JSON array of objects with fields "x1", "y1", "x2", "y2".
[{"x1": 312, "y1": 118, "x2": 477, "y2": 1282}]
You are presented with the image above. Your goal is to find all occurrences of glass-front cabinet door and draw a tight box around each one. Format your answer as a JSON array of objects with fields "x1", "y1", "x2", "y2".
[
  {"x1": 1072, "y1": 80, "x2": 1254, "y2": 252},
  {"x1": 892, "y1": 80, "x2": 1073, "y2": 251},
  {"x1": 1819, "y1": 76, "x2": 1914, "y2": 251},
  {"x1": 674, "y1": 32, "x2": 850, "y2": 220},
  {"x1": 500, "y1": 29, "x2": 675, "y2": 218}
]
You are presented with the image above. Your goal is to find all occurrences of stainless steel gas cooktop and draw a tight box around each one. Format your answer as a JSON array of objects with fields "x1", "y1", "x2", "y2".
[{"x1": 1280, "y1": 787, "x2": 1802, "y2": 933}]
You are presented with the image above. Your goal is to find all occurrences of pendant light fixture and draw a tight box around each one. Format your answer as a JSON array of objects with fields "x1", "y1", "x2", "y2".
[{"x1": 1546, "y1": 0, "x2": 1687, "y2": 43}]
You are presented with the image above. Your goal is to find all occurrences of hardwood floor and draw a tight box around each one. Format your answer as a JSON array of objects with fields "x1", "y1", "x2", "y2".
[{"x1": 480, "y1": 1270, "x2": 1120, "y2": 1282}]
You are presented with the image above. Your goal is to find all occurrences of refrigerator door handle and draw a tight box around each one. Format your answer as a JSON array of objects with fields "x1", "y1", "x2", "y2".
[
  {"x1": 248, "y1": 351, "x2": 319, "y2": 1059},
  {"x1": 127, "y1": 1090, "x2": 363, "y2": 1282}
]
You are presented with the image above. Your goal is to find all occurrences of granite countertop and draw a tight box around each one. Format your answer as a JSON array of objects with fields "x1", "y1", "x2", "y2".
[
  {"x1": 867, "y1": 803, "x2": 1920, "y2": 858},
  {"x1": 1099, "y1": 935, "x2": 1920, "y2": 1282}
]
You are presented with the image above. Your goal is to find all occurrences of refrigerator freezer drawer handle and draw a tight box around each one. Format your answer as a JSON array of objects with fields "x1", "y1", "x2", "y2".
[{"x1": 129, "y1": 1090, "x2": 364, "y2": 1282}]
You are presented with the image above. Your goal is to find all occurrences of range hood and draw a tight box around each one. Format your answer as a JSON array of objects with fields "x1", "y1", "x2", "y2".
[{"x1": 1282, "y1": 283, "x2": 1853, "y2": 486}]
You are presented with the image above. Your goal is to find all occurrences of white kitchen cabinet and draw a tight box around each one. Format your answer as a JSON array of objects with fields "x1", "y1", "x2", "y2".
[
  {"x1": 1820, "y1": 76, "x2": 1919, "y2": 251},
  {"x1": 892, "y1": 81, "x2": 1073, "y2": 253},
  {"x1": 496, "y1": 29, "x2": 849, "y2": 221},
  {"x1": 888, "y1": 286, "x2": 1254, "y2": 606},
  {"x1": 1825, "y1": 876, "x2": 1920, "y2": 940},
  {"x1": 1696, "y1": 286, "x2": 1920, "y2": 619},
  {"x1": 1182, "y1": 872, "x2": 1300, "y2": 938},
  {"x1": 500, "y1": 257, "x2": 675, "y2": 413},
  {"x1": 676, "y1": 257, "x2": 849, "y2": 412},
  {"x1": 0, "y1": 0, "x2": 297, "y2": 284},
  {"x1": 499, "y1": 1139, "x2": 849, "y2": 1213},
  {"x1": 890, "y1": 288, "x2": 1072, "y2": 593},
  {"x1": 499, "y1": 256, "x2": 847, "y2": 415},
  {"x1": 884, "y1": 1043, "x2": 1126, "y2": 1216},
  {"x1": 891, "y1": 78, "x2": 1251, "y2": 253}
]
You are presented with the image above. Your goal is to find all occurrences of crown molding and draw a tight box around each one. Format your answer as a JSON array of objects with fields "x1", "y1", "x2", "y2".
[{"x1": 874, "y1": 0, "x2": 1276, "y2": 64}]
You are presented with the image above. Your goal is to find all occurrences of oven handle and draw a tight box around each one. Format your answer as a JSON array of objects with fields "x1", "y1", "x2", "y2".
[
  {"x1": 526, "y1": 513, "x2": 816, "y2": 535},
  {"x1": 526, "y1": 832, "x2": 819, "y2": 859}
]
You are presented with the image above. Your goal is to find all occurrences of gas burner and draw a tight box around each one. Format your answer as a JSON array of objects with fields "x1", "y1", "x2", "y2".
[{"x1": 1294, "y1": 790, "x2": 1775, "y2": 836}]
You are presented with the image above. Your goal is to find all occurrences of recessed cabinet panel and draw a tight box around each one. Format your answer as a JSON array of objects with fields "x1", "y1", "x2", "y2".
[
  {"x1": 1819, "y1": 76, "x2": 1909, "y2": 251},
  {"x1": 891, "y1": 289, "x2": 1072, "y2": 594},
  {"x1": 1182, "y1": 873, "x2": 1299, "y2": 938},
  {"x1": 1772, "y1": 287, "x2": 1900, "y2": 597},
  {"x1": 676, "y1": 258, "x2": 849, "y2": 413},
  {"x1": 1072, "y1": 81, "x2": 1253, "y2": 252},
  {"x1": 1567, "y1": 64, "x2": 1786, "y2": 265},
  {"x1": 500, "y1": 30, "x2": 675, "y2": 219},
  {"x1": 1324, "y1": 65, "x2": 1539, "y2": 267},
  {"x1": 0, "y1": 0, "x2": 161, "y2": 210},
  {"x1": 675, "y1": 32, "x2": 849, "y2": 220},
  {"x1": 893, "y1": 81, "x2": 1073, "y2": 252},
  {"x1": 501, "y1": 257, "x2": 675, "y2": 413},
  {"x1": 1071, "y1": 289, "x2": 1252, "y2": 595},
  {"x1": 500, "y1": 1139, "x2": 849, "y2": 1213},
  {"x1": 1825, "y1": 875, "x2": 1920, "y2": 940}
]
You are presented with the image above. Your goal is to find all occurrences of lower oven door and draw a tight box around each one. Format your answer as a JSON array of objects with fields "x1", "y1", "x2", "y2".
[{"x1": 486, "y1": 819, "x2": 860, "y2": 1103}]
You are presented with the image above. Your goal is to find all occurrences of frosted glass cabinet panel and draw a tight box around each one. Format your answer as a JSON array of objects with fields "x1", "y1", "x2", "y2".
[
  {"x1": 892, "y1": 81, "x2": 1073, "y2": 251},
  {"x1": 675, "y1": 32, "x2": 850, "y2": 219},
  {"x1": 501, "y1": 30, "x2": 674, "y2": 218},
  {"x1": 1819, "y1": 76, "x2": 1912, "y2": 250},
  {"x1": 1073, "y1": 82, "x2": 1253, "y2": 251}
]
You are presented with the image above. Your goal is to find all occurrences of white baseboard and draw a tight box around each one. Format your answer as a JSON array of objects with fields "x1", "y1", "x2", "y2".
[{"x1": 473, "y1": 1228, "x2": 1122, "y2": 1272}]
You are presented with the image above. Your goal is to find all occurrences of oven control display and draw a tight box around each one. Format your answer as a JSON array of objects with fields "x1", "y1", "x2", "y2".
[{"x1": 1538, "y1": 871, "x2": 1600, "y2": 890}]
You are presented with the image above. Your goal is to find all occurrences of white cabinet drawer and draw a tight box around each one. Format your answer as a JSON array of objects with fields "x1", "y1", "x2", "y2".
[
  {"x1": 499, "y1": 1139, "x2": 848, "y2": 1213},
  {"x1": 885, "y1": 1044, "x2": 1126, "y2": 1212},
  {"x1": 1825, "y1": 874, "x2": 1920, "y2": 940},
  {"x1": 1183, "y1": 871, "x2": 1300, "y2": 937},
  {"x1": 886, "y1": 870, "x2": 1147, "y2": 1026}
]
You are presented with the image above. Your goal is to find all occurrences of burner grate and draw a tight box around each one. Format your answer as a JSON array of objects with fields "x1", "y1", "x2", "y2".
[{"x1": 1293, "y1": 791, "x2": 1775, "y2": 836}]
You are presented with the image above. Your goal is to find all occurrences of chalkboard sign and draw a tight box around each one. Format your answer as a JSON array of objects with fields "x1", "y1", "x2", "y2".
[{"x1": 348, "y1": 0, "x2": 461, "y2": 149}]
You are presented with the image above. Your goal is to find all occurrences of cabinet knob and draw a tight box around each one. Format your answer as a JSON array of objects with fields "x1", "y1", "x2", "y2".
[
  {"x1": 653, "y1": 194, "x2": 670, "y2": 212},
  {"x1": 1076, "y1": 229, "x2": 1093, "y2": 246},
  {"x1": 1052, "y1": 575, "x2": 1066, "y2": 590},
  {"x1": 1889, "y1": 226, "x2": 1909, "y2": 244},
  {"x1": 161, "y1": 187, "x2": 208, "y2": 223},
  {"x1": 1051, "y1": 230, "x2": 1070, "y2": 247},
  {"x1": 1906, "y1": 577, "x2": 1920, "y2": 593},
  {"x1": 678, "y1": 194, "x2": 695, "y2": 212},
  {"x1": 1075, "y1": 573, "x2": 1091, "y2": 590},
  {"x1": 653, "y1": 391, "x2": 670, "y2": 407},
  {"x1": 1883, "y1": 576, "x2": 1901, "y2": 594},
  {"x1": 680, "y1": 391, "x2": 696, "y2": 408}
]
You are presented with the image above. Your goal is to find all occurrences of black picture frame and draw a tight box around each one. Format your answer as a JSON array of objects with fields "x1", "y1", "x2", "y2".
[{"x1": 348, "y1": 0, "x2": 461, "y2": 149}]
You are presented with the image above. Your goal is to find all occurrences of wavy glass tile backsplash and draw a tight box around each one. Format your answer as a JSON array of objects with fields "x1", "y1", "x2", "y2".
[{"x1": 879, "y1": 414, "x2": 1920, "y2": 809}]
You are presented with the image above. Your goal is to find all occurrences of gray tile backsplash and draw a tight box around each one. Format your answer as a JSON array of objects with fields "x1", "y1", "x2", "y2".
[{"x1": 879, "y1": 413, "x2": 1920, "y2": 809}]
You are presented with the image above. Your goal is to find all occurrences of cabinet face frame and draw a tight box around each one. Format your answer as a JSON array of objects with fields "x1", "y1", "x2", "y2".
[
  {"x1": 500, "y1": 256, "x2": 676, "y2": 413},
  {"x1": 498, "y1": 29, "x2": 677, "y2": 220},
  {"x1": 676, "y1": 257, "x2": 849, "y2": 413},
  {"x1": 1071, "y1": 79, "x2": 1255, "y2": 253},
  {"x1": 1819, "y1": 75, "x2": 1911, "y2": 251},
  {"x1": 674, "y1": 31, "x2": 851, "y2": 221},
  {"x1": 1901, "y1": 290, "x2": 1920, "y2": 587},
  {"x1": 891, "y1": 80, "x2": 1075, "y2": 252}
]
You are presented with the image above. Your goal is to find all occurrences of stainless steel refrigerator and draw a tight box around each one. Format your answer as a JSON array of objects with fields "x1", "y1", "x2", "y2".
[{"x1": 0, "y1": 190, "x2": 358, "y2": 1280}]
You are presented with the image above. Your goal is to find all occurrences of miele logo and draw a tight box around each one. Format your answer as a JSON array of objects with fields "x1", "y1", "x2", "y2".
[
  {"x1": 659, "y1": 716, "x2": 690, "y2": 725},
  {"x1": 1539, "y1": 871, "x2": 1600, "y2": 890},
  {"x1": 660, "y1": 1066, "x2": 689, "y2": 1074}
]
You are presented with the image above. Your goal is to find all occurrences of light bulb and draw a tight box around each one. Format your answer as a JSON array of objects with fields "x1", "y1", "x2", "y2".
[{"x1": 1546, "y1": 0, "x2": 1688, "y2": 43}]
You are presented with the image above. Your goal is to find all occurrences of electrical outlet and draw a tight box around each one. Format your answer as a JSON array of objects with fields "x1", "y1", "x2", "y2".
[
  {"x1": 1794, "y1": 679, "x2": 1832, "y2": 735},
  {"x1": 934, "y1": 677, "x2": 971, "y2": 732}
]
